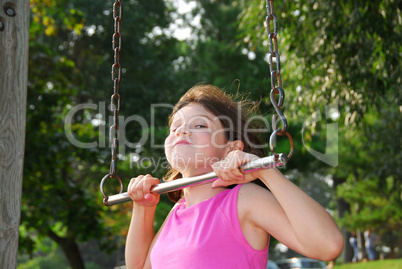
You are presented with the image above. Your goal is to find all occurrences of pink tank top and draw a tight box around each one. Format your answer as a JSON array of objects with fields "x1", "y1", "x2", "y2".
[{"x1": 150, "y1": 184, "x2": 269, "y2": 268}]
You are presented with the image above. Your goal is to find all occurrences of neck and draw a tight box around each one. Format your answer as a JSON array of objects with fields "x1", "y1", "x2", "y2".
[
  {"x1": 183, "y1": 182, "x2": 227, "y2": 208},
  {"x1": 181, "y1": 165, "x2": 212, "y2": 179}
]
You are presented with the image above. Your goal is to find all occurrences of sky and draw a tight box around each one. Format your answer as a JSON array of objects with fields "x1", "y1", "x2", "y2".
[{"x1": 169, "y1": 0, "x2": 198, "y2": 41}]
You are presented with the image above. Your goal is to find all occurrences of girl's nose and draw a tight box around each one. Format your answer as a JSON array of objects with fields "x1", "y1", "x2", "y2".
[{"x1": 175, "y1": 125, "x2": 192, "y2": 136}]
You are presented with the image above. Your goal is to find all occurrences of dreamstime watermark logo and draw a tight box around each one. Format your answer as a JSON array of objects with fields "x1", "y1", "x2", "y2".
[{"x1": 64, "y1": 101, "x2": 339, "y2": 170}]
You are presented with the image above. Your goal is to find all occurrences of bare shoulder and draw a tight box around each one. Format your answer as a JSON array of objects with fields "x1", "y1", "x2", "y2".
[
  {"x1": 238, "y1": 183, "x2": 276, "y2": 214},
  {"x1": 238, "y1": 183, "x2": 273, "y2": 200},
  {"x1": 237, "y1": 183, "x2": 287, "y2": 242}
]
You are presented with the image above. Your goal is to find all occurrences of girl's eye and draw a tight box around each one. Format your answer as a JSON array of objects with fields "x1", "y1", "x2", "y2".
[{"x1": 195, "y1": 125, "x2": 206, "y2": 128}]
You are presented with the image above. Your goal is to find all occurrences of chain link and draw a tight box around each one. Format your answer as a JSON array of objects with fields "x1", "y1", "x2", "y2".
[
  {"x1": 265, "y1": 0, "x2": 294, "y2": 160},
  {"x1": 100, "y1": 0, "x2": 123, "y2": 203},
  {"x1": 100, "y1": 0, "x2": 292, "y2": 202},
  {"x1": 110, "y1": 0, "x2": 123, "y2": 177}
]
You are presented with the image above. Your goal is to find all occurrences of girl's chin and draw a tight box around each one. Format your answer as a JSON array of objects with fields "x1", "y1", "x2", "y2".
[{"x1": 167, "y1": 151, "x2": 219, "y2": 173}]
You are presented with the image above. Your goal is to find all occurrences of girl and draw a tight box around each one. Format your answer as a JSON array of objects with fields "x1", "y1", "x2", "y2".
[{"x1": 125, "y1": 84, "x2": 343, "y2": 268}]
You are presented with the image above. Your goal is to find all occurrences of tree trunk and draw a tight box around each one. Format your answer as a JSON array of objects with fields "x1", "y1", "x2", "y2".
[
  {"x1": 333, "y1": 176, "x2": 353, "y2": 263},
  {"x1": 338, "y1": 197, "x2": 354, "y2": 263},
  {"x1": 0, "y1": 1, "x2": 29, "y2": 268},
  {"x1": 48, "y1": 230, "x2": 86, "y2": 269},
  {"x1": 357, "y1": 230, "x2": 367, "y2": 261}
]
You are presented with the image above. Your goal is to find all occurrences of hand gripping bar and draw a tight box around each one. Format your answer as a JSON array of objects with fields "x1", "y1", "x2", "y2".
[{"x1": 103, "y1": 154, "x2": 287, "y2": 206}]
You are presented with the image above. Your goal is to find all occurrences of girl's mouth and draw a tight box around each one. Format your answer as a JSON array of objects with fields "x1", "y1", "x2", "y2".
[{"x1": 174, "y1": 140, "x2": 191, "y2": 146}]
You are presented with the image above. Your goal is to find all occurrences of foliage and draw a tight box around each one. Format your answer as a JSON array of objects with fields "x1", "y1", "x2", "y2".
[
  {"x1": 337, "y1": 176, "x2": 401, "y2": 231},
  {"x1": 18, "y1": 244, "x2": 69, "y2": 269},
  {"x1": 23, "y1": 0, "x2": 109, "y2": 257},
  {"x1": 334, "y1": 103, "x2": 401, "y2": 255},
  {"x1": 21, "y1": 0, "x2": 182, "y2": 267},
  {"x1": 332, "y1": 259, "x2": 402, "y2": 269},
  {"x1": 18, "y1": 243, "x2": 102, "y2": 269},
  {"x1": 177, "y1": 0, "x2": 273, "y2": 101},
  {"x1": 20, "y1": 0, "x2": 401, "y2": 266},
  {"x1": 237, "y1": 0, "x2": 401, "y2": 261},
  {"x1": 239, "y1": 0, "x2": 401, "y2": 120}
]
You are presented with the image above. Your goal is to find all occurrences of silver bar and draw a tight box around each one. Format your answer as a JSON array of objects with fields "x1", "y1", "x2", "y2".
[{"x1": 103, "y1": 154, "x2": 287, "y2": 206}]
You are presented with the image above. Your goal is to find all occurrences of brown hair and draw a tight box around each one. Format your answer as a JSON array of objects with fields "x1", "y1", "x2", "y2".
[{"x1": 164, "y1": 84, "x2": 267, "y2": 203}]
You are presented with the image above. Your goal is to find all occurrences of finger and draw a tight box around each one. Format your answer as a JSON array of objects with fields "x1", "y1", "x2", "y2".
[
  {"x1": 128, "y1": 175, "x2": 141, "y2": 191},
  {"x1": 142, "y1": 175, "x2": 159, "y2": 198},
  {"x1": 212, "y1": 177, "x2": 240, "y2": 188},
  {"x1": 137, "y1": 174, "x2": 155, "y2": 201},
  {"x1": 212, "y1": 161, "x2": 239, "y2": 183},
  {"x1": 134, "y1": 175, "x2": 146, "y2": 201},
  {"x1": 230, "y1": 167, "x2": 245, "y2": 179},
  {"x1": 144, "y1": 193, "x2": 154, "y2": 201},
  {"x1": 211, "y1": 179, "x2": 226, "y2": 188},
  {"x1": 143, "y1": 175, "x2": 162, "y2": 205},
  {"x1": 221, "y1": 167, "x2": 243, "y2": 182},
  {"x1": 229, "y1": 150, "x2": 259, "y2": 179},
  {"x1": 127, "y1": 178, "x2": 135, "y2": 195},
  {"x1": 223, "y1": 152, "x2": 245, "y2": 180},
  {"x1": 127, "y1": 176, "x2": 141, "y2": 199}
]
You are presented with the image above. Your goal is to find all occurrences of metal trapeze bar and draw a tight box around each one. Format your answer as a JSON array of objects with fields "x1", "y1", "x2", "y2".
[{"x1": 103, "y1": 154, "x2": 287, "y2": 206}]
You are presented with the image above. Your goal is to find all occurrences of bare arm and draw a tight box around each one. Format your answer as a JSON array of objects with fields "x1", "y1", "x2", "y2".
[
  {"x1": 125, "y1": 204, "x2": 157, "y2": 269},
  {"x1": 212, "y1": 150, "x2": 343, "y2": 261},
  {"x1": 242, "y1": 169, "x2": 343, "y2": 261},
  {"x1": 125, "y1": 175, "x2": 160, "y2": 269}
]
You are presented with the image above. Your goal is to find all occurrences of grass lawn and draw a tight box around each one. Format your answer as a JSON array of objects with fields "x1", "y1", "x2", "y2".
[{"x1": 333, "y1": 259, "x2": 401, "y2": 269}]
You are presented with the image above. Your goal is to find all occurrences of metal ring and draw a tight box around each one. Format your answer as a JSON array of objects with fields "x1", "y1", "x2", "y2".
[
  {"x1": 100, "y1": 173, "x2": 123, "y2": 200},
  {"x1": 269, "y1": 130, "x2": 294, "y2": 160}
]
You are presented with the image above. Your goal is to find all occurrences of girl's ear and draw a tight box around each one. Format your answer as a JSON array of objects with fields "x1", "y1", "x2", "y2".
[{"x1": 227, "y1": 140, "x2": 244, "y2": 152}]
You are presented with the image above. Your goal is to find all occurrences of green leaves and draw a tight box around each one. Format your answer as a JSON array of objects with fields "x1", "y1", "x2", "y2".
[
  {"x1": 22, "y1": 0, "x2": 401, "y2": 264},
  {"x1": 337, "y1": 176, "x2": 401, "y2": 232},
  {"x1": 22, "y1": 0, "x2": 181, "y2": 264},
  {"x1": 236, "y1": 1, "x2": 401, "y2": 256}
]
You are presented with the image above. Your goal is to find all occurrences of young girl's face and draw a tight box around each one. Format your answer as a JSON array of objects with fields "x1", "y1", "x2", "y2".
[{"x1": 165, "y1": 103, "x2": 230, "y2": 177}]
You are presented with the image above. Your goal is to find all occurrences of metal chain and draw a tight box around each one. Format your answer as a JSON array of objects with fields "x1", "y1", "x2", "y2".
[
  {"x1": 265, "y1": 0, "x2": 294, "y2": 160},
  {"x1": 100, "y1": 0, "x2": 123, "y2": 204}
]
